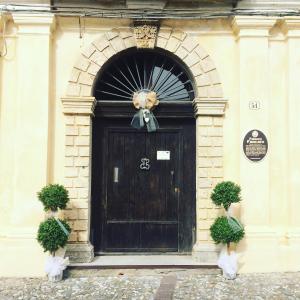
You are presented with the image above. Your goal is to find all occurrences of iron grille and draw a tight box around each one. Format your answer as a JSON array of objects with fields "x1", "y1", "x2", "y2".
[{"x1": 94, "y1": 48, "x2": 195, "y2": 102}]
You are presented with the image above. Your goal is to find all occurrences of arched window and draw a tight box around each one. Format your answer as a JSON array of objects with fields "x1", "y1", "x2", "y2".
[{"x1": 93, "y1": 48, "x2": 195, "y2": 102}]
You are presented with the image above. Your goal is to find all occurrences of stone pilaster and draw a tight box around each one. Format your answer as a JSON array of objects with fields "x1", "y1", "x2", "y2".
[
  {"x1": 192, "y1": 98, "x2": 227, "y2": 263},
  {"x1": 10, "y1": 13, "x2": 54, "y2": 230},
  {"x1": 284, "y1": 18, "x2": 300, "y2": 233},
  {"x1": 232, "y1": 16, "x2": 276, "y2": 229},
  {"x1": 61, "y1": 96, "x2": 96, "y2": 263}
]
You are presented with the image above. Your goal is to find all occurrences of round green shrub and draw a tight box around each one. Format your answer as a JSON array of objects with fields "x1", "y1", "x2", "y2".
[
  {"x1": 211, "y1": 181, "x2": 241, "y2": 211},
  {"x1": 38, "y1": 184, "x2": 69, "y2": 211},
  {"x1": 37, "y1": 217, "x2": 71, "y2": 255},
  {"x1": 210, "y1": 216, "x2": 245, "y2": 245}
]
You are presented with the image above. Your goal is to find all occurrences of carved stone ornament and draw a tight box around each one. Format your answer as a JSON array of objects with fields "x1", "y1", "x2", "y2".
[{"x1": 133, "y1": 24, "x2": 158, "y2": 49}]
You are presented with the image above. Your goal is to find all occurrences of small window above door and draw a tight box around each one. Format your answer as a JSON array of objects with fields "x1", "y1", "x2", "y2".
[{"x1": 93, "y1": 48, "x2": 195, "y2": 102}]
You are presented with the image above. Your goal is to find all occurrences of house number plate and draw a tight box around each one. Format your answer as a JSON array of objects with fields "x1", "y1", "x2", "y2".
[{"x1": 157, "y1": 151, "x2": 170, "y2": 160}]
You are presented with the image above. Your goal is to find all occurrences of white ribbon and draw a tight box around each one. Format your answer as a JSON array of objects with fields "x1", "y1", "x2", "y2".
[{"x1": 45, "y1": 256, "x2": 69, "y2": 278}]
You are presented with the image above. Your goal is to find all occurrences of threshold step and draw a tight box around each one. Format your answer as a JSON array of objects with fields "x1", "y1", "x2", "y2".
[{"x1": 69, "y1": 255, "x2": 218, "y2": 269}]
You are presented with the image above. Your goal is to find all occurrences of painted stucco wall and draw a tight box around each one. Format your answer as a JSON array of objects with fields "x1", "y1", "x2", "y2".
[{"x1": 0, "y1": 14, "x2": 300, "y2": 276}]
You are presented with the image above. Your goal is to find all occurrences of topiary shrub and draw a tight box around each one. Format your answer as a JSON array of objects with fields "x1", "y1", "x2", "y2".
[
  {"x1": 211, "y1": 181, "x2": 241, "y2": 211},
  {"x1": 37, "y1": 217, "x2": 71, "y2": 255},
  {"x1": 38, "y1": 184, "x2": 69, "y2": 212},
  {"x1": 210, "y1": 216, "x2": 245, "y2": 247}
]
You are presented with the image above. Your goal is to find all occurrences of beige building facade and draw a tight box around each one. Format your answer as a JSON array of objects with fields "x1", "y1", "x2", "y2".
[{"x1": 1, "y1": 1, "x2": 300, "y2": 277}]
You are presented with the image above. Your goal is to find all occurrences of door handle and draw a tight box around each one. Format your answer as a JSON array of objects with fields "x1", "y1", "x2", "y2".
[{"x1": 113, "y1": 167, "x2": 119, "y2": 183}]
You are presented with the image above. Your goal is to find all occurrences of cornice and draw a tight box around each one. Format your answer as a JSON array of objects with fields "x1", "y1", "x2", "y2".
[
  {"x1": 193, "y1": 98, "x2": 228, "y2": 117},
  {"x1": 12, "y1": 13, "x2": 55, "y2": 35},
  {"x1": 232, "y1": 16, "x2": 277, "y2": 38},
  {"x1": 61, "y1": 96, "x2": 97, "y2": 116},
  {"x1": 283, "y1": 17, "x2": 300, "y2": 38}
]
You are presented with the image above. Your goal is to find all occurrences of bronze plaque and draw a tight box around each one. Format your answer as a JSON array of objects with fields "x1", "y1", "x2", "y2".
[{"x1": 243, "y1": 130, "x2": 268, "y2": 162}]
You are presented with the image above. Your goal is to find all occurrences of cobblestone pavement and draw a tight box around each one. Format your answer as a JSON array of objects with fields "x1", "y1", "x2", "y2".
[{"x1": 0, "y1": 269, "x2": 300, "y2": 300}]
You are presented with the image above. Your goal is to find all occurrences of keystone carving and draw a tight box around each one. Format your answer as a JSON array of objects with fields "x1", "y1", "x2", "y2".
[{"x1": 133, "y1": 24, "x2": 158, "y2": 48}]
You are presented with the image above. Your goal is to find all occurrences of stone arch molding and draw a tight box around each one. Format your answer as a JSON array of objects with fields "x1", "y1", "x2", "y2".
[{"x1": 66, "y1": 27, "x2": 224, "y2": 103}]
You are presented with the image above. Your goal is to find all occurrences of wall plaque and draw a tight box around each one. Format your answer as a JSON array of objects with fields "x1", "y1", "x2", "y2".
[
  {"x1": 157, "y1": 151, "x2": 170, "y2": 160},
  {"x1": 243, "y1": 130, "x2": 268, "y2": 162}
]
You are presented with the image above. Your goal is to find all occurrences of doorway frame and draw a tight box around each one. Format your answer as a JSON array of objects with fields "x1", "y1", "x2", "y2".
[{"x1": 61, "y1": 26, "x2": 227, "y2": 263}]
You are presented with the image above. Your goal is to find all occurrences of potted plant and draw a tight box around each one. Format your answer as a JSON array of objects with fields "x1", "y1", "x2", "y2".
[
  {"x1": 37, "y1": 184, "x2": 71, "y2": 281},
  {"x1": 38, "y1": 184, "x2": 69, "y2": 213},
  {"x1": 209, "y1": 181, "x2": 245, "y2": 279}
]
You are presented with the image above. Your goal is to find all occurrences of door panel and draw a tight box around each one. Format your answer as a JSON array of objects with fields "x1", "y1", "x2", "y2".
[{"x1": 91, "y1": 118, "x2": 195, "y2": 253}]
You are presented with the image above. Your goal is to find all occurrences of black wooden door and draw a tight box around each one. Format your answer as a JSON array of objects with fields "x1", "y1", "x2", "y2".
[{"x1": 91, "y1": 118, "x2": 195, "y2": 253}]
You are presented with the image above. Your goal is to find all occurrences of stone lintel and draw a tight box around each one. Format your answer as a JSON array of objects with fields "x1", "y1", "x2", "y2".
[
  {"x1": 12, "y1": 13, "x2": 55, "y2": 35},
  {"x1": 66, "y1": 242, "x2": 94, "y2": 263},
  {"x1": 61, "y1": 96, "x2": 96, "y2": 116},
  {"x1": 193, "y1": 98, "x2": 227, "y2": 117},
  {"x1": 232, "y1": 16, "x2": 277, "y2": 37}
]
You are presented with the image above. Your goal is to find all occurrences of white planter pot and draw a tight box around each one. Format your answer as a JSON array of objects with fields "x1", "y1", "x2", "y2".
[
  {"x1": 45, "y1": 255, "x2": 69, "y2": 282},
  {"x1": 218, "y1": 247, "x2": 238, "y2": 280},
  {"x1": 48, "y1": 271, "x2": 63, "y2": 282}
]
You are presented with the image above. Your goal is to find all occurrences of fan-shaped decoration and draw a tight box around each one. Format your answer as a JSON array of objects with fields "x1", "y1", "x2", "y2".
[{"x1": 94, "y1": 49, "x2": 195, "y2": 102}]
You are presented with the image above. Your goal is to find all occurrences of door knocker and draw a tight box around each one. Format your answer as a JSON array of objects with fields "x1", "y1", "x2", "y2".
[{"x1": 140, "y1": 158, "x2": 150, "y2": 170}]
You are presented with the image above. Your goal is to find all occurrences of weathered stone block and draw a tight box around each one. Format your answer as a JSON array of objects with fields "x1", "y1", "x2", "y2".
[
  {"x1": 78, "y1": 209, "x2": 89, "y2": 220},
  {"x1": 66, "y1": 146, "x2": 78, "y2": 157},
  {"x1": 76, "y1": 116, "x2": 91, "y2": 126},
  {"x1": 93, "y1": 37, "x2": 110, "y2": 51},
  {"x1": 66, "y1": 243, "x2": 94, "y2": 263},
  {"x1": 123, "y1": 36, "x2": 136, "y2": 48},
  {"x1": 75, "y1": 136, "x2": 90, "y2": 146},
  {"x1": 165, "y1": 37, "x2": 180, "y2": 53},
  {"x1": 78, "y1": 146, "x2": 90, "y2": 157},
  {"x1": 64, "y1": 157, "x2": 74, "y2": 167},
  {"x1": 87, "y1": 62, "x2": 100, "y2": 76},
  {"x1": 69, "y1": 68, "x2": 81, "y2": 83},
  {"x1": 66, "y1": 126, "x2": 78, "y2": 136},
  {"x1": 74, "y1": 157, "x2": 89, "y2": 167},
  {"x1": 78, "y1": 188, "x2": 89, "y2": 199},
  {"x1": 213, "y1": 117, "x2": 224, "y2": 127},
  {"x1": 66, "y1": 83, "x2": 81, "y2": 96},
  {"x1": 74, "y1": 220, "x2": 88, "y2": 231},
  {"x1": 78, "y1": 231, "x2": 89, "y2": 242},
  {"x1": 110, "y1": 36, "x2": 126, "y2": 52},
  {"x1": 74, "y1": 56, "x2": 90, "y2": 72},
  {"x1": 71, "y1": 200, "x2": 89, "y2": 209},
  {"x1": 64, "y1": 178, "x2": 73, "y2": 188},
  {"x1": 198, "y1": 116, "x2": 213, "y2": 126},
  {"x1": 181, "y1": 37, "x2": 198, "y2": 52},
  {"x1": 68, "y1": 232, "x2": 78, "y2": 242},
  {"x1": 65, "y1": 209, "x2": 78, "y2": 220},
  {"x1": 90, "y1": 51, "x2": 107, "y2": 66},
  {"x1": 79, "y1": 126, "x2": 90, "y2": 136},
  {"x1": 65, "y1": 167, "x2": 78, "y2": 178},
  {"x1": 81, "y1": 45, "x2": 96, "y2": 59},
  {"x1": 65, "y1": 136, "x2": 74, "y2": 146},
  {"x1": 74, "y1": 178, "x2": 89, "y2": 188},
  {"x1": 68, "y1": 188, "x2": 78, "y2": 199},
  {"x1": 78, "y1": 73, "x2": 95, "y2": 86},
  {"x1": 184, "y1": 51, "x2": 200, "y2": 67}
]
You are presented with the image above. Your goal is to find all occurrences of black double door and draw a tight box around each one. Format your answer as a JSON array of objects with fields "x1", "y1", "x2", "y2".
[{"x1": 91, "y1": 118, "x2": 195, "y2": 253}]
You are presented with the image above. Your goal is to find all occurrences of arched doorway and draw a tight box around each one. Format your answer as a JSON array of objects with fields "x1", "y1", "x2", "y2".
[{"x1": 91, "y1": 48, "x2": 196, "y2": 253}]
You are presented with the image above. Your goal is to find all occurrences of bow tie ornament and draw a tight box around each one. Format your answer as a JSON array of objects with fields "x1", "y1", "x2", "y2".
[{"x1": 131, "y1": 91, "x2": 159, "y2": 132}]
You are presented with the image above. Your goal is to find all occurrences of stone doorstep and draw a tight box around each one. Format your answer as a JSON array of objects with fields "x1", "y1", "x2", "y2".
[
  {"x1": 68, "y1": 254, "x2": 218, "y2": 269},
  {"x1": 66, "y1": 267, "x2": 221, "y2": 279}
]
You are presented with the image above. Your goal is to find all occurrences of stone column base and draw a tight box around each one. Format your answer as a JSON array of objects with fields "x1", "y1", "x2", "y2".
[
  {"x1": 192, "y1": 243, "x2": 221, "y2": 264},
  {"x1": 66, "y1": 242, "x2": 94, "y2": 263}
]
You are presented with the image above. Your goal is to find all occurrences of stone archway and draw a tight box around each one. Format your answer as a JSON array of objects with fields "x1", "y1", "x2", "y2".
[{"x1": 61, "y1": 26, "x2": 227, "y2": 262}]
